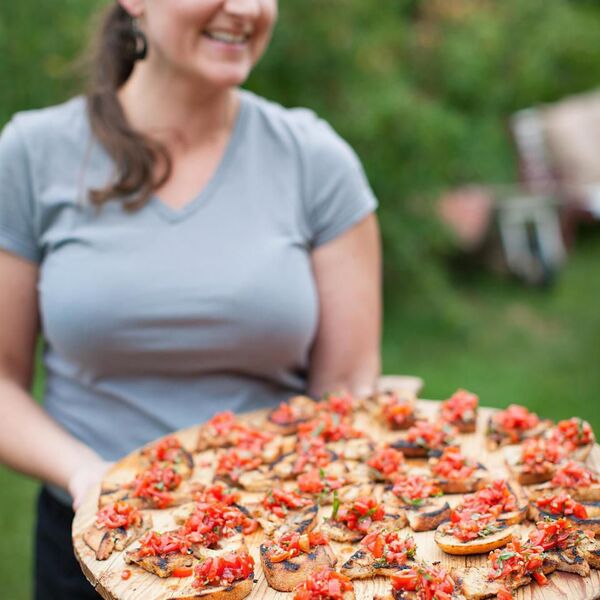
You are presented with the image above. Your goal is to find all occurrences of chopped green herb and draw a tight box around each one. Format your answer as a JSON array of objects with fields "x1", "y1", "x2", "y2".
[{"x1": 331, "y1": 491, "x2": 340, "y2": 519}]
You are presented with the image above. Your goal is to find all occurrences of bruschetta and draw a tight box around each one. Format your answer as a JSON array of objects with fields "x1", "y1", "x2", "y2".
[
  {"x1": 429, "y1": 446, "x2": 488, "y2": 493},
  {"x1": 486, "y1": 404, "x2": 550, "y2": 450},
  {"x1": 320, "y1": 496, "x2": 405, "y2": 543},
  {"x1": 83, "y1": 501, "x2": 152, "y2": 560},
  {"x1": 528, "y1": 492, "x2": 600, "y2": 536},
  {"x1": 440, "y1": 389, "x2": 479, "y2": 433},
  {"x1": 375, "y1": 564, "x2": 465, "y2": 600},
  {"x1": 265, "y1": 396, "x2": 318, "y2": 436},
  {"x1": 503, "y1": 437, "x2": 566, "y2": 485},
  {"x1": 175, "y1": 550, "x2": 255, "y2": 600},
  {"x1": 528, "y1": 518, "x2": 600, "y2": 576},
  {"x1": 340, "y1": 529, "x2": 417, "y2": 579},
  {"x1": 260, "y1": 530, "x2": 336, "y2": 591},
  {"x1": 292, "y1": 567, "x2": 355, "y2": 600},
  {"x1": 384, "y1": 473, "x2": 450, "y2": 532},
  {"x1": 548, "y1": 417, "x2": 596, "y2": 462},
  {"x1": 391, "y1": 420, "x2": 457, "y2": 458},
  {"x1": 526, "y1": 460, "x2": 600, "y2": 502}
]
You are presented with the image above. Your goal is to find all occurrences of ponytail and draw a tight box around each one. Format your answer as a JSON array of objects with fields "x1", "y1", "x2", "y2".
[{"x1": 86, "y1": 4, "x2": 171, "y2": 210}]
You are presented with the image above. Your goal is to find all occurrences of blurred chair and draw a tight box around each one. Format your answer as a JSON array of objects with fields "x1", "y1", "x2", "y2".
[{"x1": 510, "y1": 88, "x2": 600, "y2": 244}]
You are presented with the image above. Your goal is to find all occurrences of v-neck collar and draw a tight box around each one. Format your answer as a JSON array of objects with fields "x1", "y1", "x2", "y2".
[{"x1": 149, "y1": 91, "x2": 249, "y2": 223}]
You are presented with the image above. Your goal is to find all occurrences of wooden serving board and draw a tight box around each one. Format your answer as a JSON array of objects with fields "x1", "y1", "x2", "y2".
[{"x1": 73, "y1": 399, "x2": 600, "y2": 600}]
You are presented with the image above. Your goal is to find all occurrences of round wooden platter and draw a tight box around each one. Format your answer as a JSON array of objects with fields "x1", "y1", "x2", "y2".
[{"x1": 73, "y1": 399, "x2": 600, "y2": 600}]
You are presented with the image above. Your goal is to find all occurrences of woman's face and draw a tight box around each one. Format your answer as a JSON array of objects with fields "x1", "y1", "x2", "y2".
[{"x1": 123, "y1": 0, "x2": 278, "y2": 88}]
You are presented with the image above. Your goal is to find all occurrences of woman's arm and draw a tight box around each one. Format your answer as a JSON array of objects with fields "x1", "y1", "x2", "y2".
[
  {"x1": 308, "y1": 213, "x2": 381, "y2": 398},
  {"x1": 0, "y1": 250, "x2": 110, "y2": 508}
]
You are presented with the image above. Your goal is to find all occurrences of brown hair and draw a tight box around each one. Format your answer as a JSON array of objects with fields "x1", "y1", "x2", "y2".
[{"x1": 86, "y1": 4, "x2": 171, "y2": 210}]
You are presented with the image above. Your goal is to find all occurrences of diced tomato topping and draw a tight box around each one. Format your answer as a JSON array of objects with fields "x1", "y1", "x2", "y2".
[
  {"x1": 145, "y1": 435, "x2": 184, "y2": 464},
  {"x1": 206, "y1": 411, "x2": 240, "y2": 436},
  {"x1": 551, "y1": 418, "x2": 594, "y2": 450},
  {"x1": 520, "y1": 438, "x2": 566, "y2": 474},
  {"x1": 317, "y1": 392, "x2": 355, "y2": 417},
  {"x1": 367, "y1": 446, "x2": 406, "y2": 478},
  {"x1": 361, "y1": 530, "x2": 416, "y2": 565},
  {"x1": 440, "y1": 389, "x2": 478, "y2": 424},
  {"x1": 551, "y1": 461, "x2": 598, "y2": 488},
  {"x1": 215, "y1": 448, "x2": 263, "y2": 482},
  {"x1": 264, "y1": 530, "x2": 329, "y2": 562},
  {"x1": 528, "y1": 518, "x2": 578, "y2": 550},
  {"x1": 262, "y1": 488, "x2": 313, "y2": 519},
  {"x1": 194, "y1": 483, "x2": 240, "y2": 506},
  {"x1": 405, "y1": 420, "x2": 456, "y2": 450},
  {"x1": 333, "y1": 496, "x2": 385, "y2": 533},
  {"x1": 192, "y1": 551, "x2": 254, "y2": 589},
  {"x1": 460, "y1": 479, "x2": 518, "y2": 514},
  {"x1": 493, "y1": 405, "x2": 540, "y2": 440},
  {"x1": 496, "y1": 586, "x2": 513, "y2": 600},
  {"x1": 488, "y1": 537, "x2": 546, "y2": 586},
  {"x1": 235, "y1": 427, "x2": 275, "y2": 454},
  {"x1": 293, "y1": 567, "x2": 354, "y2": 600},
  {"x1": 390, "y1": 565, "x2": 456, "y2": 600},
  {"x1": 181, "y1": 501, "x2": 258, "y2": 546},
  {"x1": 270, "y1": 402, "x2": 299, "y2": 425},
  {"x1": 96, "y1": 501, "x2": 142, "y2": 530},
  {"x1": 172, "y1": 566, "x2": 193, "y2": 578},
  {"x1": 446, "y1": 509, "x2": 501, "y2": 542},
  {"x1": 131, "y1": 464, "x2": 182, "y2": 508},
  {"x1": 431, "y1": 446, "x2": 477, "y2": 480},
  {"x1": 297, "y1": 469, "x2": 345, "y2": 495},
  {"x1": 535, "y1": 492, "x2": 588, "y2": 519},
  {"x1": 391, "y1": 474, "x2": 443, "y2": 505},
  {"x1": 380, "y1": 392, "x2": 415, "y2": 429},
  {"x1": 298, "y1": 413, "x2": 363, "y2": 443},
  {"x1": 136, "y1": 531, "x2": 192, "y2": 557},
  {"x1": 121, "y1": 569, "x2": 132, "y2": 581},
  {"x1": 293, "y1": 437, "x2": 335, "y2": 474}
]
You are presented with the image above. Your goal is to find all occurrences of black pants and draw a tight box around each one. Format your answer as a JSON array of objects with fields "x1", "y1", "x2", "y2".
[{"x1": 34, "y1": 486, "x2": 101, "y2": 600}]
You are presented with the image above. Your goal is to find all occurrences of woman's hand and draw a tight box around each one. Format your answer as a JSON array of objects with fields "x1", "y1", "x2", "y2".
[{"x1": 68, "y1": 458, "x2": 114, "y2": 511}]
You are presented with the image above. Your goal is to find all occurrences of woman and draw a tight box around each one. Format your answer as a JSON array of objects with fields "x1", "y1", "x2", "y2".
[{"x1": 0, "y1": 1, "x2": 380, "y2": 597}]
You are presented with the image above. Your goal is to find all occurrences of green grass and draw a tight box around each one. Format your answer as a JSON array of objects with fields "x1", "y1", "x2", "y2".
[{"x1": 1, "y1": 235, "x2": 599, "y2": 599}]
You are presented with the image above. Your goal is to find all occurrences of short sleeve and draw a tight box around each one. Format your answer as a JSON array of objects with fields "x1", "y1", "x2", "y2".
[
  {"x1": 0, "y1": 118, "x2": 41, "y2": 263},
  {"x1": 302, "y1": 117, "x2": 378, "y2": 248}
]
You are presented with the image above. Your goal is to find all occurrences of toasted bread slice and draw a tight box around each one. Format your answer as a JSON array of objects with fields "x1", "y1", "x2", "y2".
[
  {"x1": 503, "y1": 444, "x2": 558, "y2": 486},
  {"x1": 260, "y1": 542, "x2": 337, "y2": 591},
  {"x1": 168, "y1": 575, "x2": 254, "y2": 600},
  {"x1": 435, "y1": 523, "x2": 515, "y2": 555},
  {"x1": 486, "y1": 416, "x2": 551, "y2": 451},
  {"x1": 405, "y1": 499, "x2": 452, "y2": 532},
  {"x1": 389, "y1": 439, "x2": 442, "y2": 458},
  {"x1": 320, "y1": 509, "x2": 406, "y2": 543},
  {"x1": 340, "y1": 549, "x2": 416, "y2": 580},
  {"x1": 253, "y1": 504, "x2": 319, "y2": 538},
  {"x1": 83, "y1": 513, "x2": 152, "y2": 561},
  {"x1": 453, "y1": 556, "x2": 558, "y2": 600},
  {"x1": 329, "y1": 438, "x2": 375, "y2": 462},
  {"x1": 528, "y1": 503, "x2": 600, "y2": 536},
  {"x1": 98, "y1": 484, "x2": 198, "y2": 510},
  {"x1": 527, "y1": 481, "x2": 600, "y2": 503},
  {"x1": 124, "y1": 549, "x2": 194, "y2": 578},
  {"x1": 431, "y1": 469, "x2": 489, "y2": 494},
  {"x1": 264, "y1": 396, "x2": 317, "y2": 436}
]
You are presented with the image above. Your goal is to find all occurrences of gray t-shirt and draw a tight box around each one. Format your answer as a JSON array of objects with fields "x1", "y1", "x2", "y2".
[{"x1": 0, "y1": 90, "x2": 377, "y2": 498}]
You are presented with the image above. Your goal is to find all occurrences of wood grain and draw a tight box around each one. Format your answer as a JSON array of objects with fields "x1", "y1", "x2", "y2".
[{"x1": 73, "y1": 399, "x2": 600, "y2": 600}]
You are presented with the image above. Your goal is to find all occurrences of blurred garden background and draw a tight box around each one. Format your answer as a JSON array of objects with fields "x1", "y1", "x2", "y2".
[{"x1": 2, "y1": 0, "x2": 600, "y2": 596}]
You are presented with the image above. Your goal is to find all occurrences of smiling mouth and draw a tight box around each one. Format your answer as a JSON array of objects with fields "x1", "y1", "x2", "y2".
[{"x1": 203, "y1": 30, "x2": 251, "y2": 44}]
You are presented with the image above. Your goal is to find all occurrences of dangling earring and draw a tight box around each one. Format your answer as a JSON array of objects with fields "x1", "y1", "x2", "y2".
[{"x1": 131, "y1": 17, "x2": 148, "y2": 61}]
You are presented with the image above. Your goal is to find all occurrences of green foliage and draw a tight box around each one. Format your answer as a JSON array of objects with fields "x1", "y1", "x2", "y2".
[{"x1": 2, "y1": 0, "x2": 600, "y2": 305}]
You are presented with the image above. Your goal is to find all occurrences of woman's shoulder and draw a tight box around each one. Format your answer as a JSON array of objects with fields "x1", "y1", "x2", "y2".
[
  {"x1": 6, "y1": 95, "x2": 89, "y2": 147},
  {"x1": 241, "y1": 89, "x2": 357, "y2": 163}
]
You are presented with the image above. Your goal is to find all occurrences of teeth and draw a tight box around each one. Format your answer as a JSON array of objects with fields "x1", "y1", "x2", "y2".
[{"x1": 205, "y1": 31, "x2": 248, "y2": 44}]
